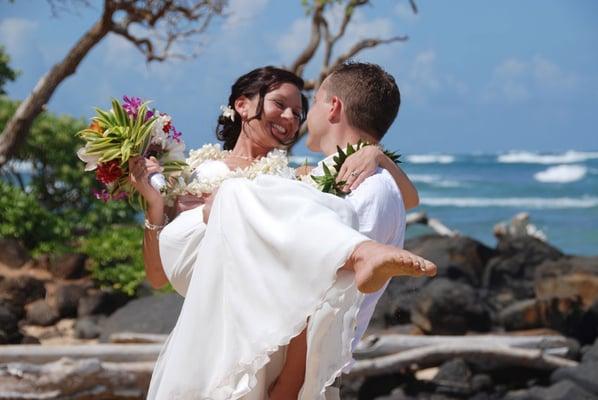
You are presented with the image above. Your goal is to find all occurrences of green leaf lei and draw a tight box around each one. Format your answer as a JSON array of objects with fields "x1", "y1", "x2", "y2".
[{"x1": 310, "y1": 140, "x2": 401, "y2": 196}]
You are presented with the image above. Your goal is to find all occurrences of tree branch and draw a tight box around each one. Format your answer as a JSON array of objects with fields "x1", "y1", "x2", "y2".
[
  {"x1": 332, "y1": 35, "x2": 408, "y2": 69},
  {"x1": 409, "y1": 0, "x2": 418, "y2": 14},
  {"x1": 289, "y1": 3, "x2": 325, "y2": 77},
  {"x1": 0, "y1": 2, "x2": 114, "y2": 166},
  {"x1": 322, "y1": 0, "x2": 369, "y2": 69},
  {"x1": 0, "y1": 0, "x2": 225, "y2": 165}
]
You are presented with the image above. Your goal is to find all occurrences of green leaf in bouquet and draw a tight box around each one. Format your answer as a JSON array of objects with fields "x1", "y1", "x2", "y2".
[
  {"x1": 86, "y1": 142, "x2": 120, "y2": 156},
  {"x1": 136, "y1": 117, "x2": 158, "y2": 153},
  {"x1": 77, "y1": 128, "x2": 103, "y2": 139},
  {"x1": 95, "y1": 108, "x2": 117, "y2": 127},
  {"x1": 111, "y1": 98, "x2": 129, "y2": 127},
  {"x1": 120, "y1": 139, "x2": 133, "y2": 161},
  {"x1": 98, "y1": 147, "x2": 122, "y2": 162},
  {"x1": 161, "y1": 160, "x2": 188, "y2": 173},
  {"x1": 132, "y1": 105, "x2": 145, "y2": 140}
]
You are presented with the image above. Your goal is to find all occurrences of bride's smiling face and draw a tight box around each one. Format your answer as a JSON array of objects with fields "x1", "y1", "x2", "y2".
[{"x1": 235, "y1": 83, "x2": 303, "y2": 148}]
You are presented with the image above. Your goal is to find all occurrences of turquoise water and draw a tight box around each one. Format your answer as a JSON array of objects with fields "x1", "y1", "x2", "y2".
[
  {"x1": 7, "y1": 150, "x2": 597, "y2": 256},
  {"x1": 291, "y1": 150, "x2": 598, "y2": 255},
  {"x1": 397, "y1": 151, "x2": 598, "y2": 256}
]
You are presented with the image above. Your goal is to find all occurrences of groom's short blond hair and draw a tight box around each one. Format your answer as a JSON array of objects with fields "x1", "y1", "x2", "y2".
[{"x1": 322, "y1": 62, "x2": 400, "y2": 140}]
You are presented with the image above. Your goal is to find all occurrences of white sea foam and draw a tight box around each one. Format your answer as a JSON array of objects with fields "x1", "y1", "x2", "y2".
[
  {"x1": 421, "y1": 196, "x2": 598, "y2": 209},
  {"x1": 288, "y1": 155, "x2": 319, "y2": 165},
  {"x1": 406, "y1": 154, "x2": 455, "y2": 164},
  {"x1": 411, "y1": 174, "x2": 462, "y2": 187},
  {"x1": 534, "y1": 165, "x2": 587, "y2": 183},
  {"x1": 498, "y1": 150, "x2": 598, "y2": 164}
]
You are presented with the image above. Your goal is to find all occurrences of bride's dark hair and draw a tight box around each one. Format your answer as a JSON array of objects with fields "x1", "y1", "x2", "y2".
[{"x1": 216, "y1": 66, "x2": 309, "y2": 150}]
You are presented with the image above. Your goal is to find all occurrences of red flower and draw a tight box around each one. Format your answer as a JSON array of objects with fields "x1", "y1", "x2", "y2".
[
  {"x1": 162, "y1": 120, "x2": 172, "y2": 133},
  {"x1": 96, "y1": 160, "x2": 123, "y2": 185}
]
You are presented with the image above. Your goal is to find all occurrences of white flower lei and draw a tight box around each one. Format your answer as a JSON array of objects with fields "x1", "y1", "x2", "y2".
[{"x1": 167, "y1": 143, "x2": 294, "y2": 199}]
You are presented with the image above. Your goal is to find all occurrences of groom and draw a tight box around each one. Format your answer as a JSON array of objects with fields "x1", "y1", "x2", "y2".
[{"x1": 269, "y1": 62, "x2": 420, "y2": 399}]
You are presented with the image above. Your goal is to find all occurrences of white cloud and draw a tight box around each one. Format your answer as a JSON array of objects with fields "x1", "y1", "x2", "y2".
[
  {"x1": 276, "y1": 18, "x2": 311, "y2": 63},
  {"x1": 102, "y1": 34, "x2": 186, "y2": 85},
  {"x1": 401, "y1": 50, "x2": 468, "y2": 104},
  {"x1": 0, "y1": 17, "x2": 38, "y2": 58},
  {"x1": 484, "y1": 56, "x2": 579, "y2": 103},
  {"x1": 394, "y1": 1, "x2": 419, "y2": 23},
  {"x1": 223, "y1": 0, "x2": 269, "y2": 32}
]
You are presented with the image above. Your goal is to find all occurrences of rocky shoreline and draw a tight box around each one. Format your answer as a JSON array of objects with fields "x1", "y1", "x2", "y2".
[
  {"x1": 340, "y1": 231, "x2": 598, "y2": 400},
  {"x1": 1, "y1": 220, "x2": 597, "y2": 399}
]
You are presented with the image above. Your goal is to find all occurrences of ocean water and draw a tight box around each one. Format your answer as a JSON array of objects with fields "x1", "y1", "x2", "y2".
[
  {"x1": 7, "y1": 150, "x2": 597, "y2": 256},
  {"x1": 396, "y1": 150, "x2": 598, "y2": 256}
]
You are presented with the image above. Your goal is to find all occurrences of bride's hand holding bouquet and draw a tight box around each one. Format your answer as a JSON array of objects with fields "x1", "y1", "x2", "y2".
[{"x1": 76, "y1": 96, "x2": 186, "y2": 210}]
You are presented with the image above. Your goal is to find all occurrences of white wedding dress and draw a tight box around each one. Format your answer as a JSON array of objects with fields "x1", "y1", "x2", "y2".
[{"x1": 149, "y1": 159, "x2": 368, "y2": 400}]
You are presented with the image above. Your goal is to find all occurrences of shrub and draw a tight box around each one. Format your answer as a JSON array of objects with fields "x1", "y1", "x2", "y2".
[
  {"x1": 80, "y1": 225, "x2": 146, "y2": 296},
  {"x1": 0, "y1": 180, "x2": 70, "y2": 253}
]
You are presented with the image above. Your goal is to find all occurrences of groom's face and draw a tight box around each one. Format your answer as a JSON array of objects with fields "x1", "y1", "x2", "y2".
[{"x1": 306, "y1": 85, "x2": 331, "y2": 152}]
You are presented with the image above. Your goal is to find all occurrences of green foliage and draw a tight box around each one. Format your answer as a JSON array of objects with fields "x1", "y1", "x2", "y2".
[
  {"x1": 80, "y1": 225, "x2": 146, "y2": 296},
  {"x1": 311, "y1": 140, "x2": 401, "y2": 196},
  {"x1": 0, "y1": 180, "x2": 71, "y2": 252},
  {"x1": 0, "y1": 46, "x2": 19, "y2": 95},
  {"x1": 0, "y1": 97, "x2": 138, "y2": 236}
]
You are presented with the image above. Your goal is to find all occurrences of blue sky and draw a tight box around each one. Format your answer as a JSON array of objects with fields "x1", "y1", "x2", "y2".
[{"x1": 1, "y1": 0, "x2": 597, "y2": 157}]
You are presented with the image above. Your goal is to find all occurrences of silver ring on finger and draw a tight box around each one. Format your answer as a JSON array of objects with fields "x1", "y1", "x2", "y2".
[{"x1": 350, "y1": 171, "x2": 360, "y2": 177}]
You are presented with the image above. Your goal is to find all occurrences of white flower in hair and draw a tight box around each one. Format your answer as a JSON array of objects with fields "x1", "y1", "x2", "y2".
[{"x1": 220, "y1": 105, "x2": 235, "y2": 122}]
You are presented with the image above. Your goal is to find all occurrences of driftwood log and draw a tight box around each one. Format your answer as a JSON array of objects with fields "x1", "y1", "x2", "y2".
[
  {"x1": 0, "y1": 358, "x2": 154, "y2": 400},
  {"x1": 0, "y1": 344, "x2": 162, "y2": 364},
  {"x1": 109, "y1": 332, "x2": 167, "y2": 344},
  {"x1": 406, "y1": 212, "x2": 457, "y2": 237},
  {"x1": 0, "y1": 334, "x2": 579, "y2": 397},
  {"x1": 354, "y1": 334, "x2": 575, "y2": 359},
  {"x1": 348, "y1": 344, "x2": 578, "y2": 378}
]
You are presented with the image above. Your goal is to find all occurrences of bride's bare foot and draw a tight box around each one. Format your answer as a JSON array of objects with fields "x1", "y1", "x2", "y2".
[{"x1": 347, "y1": 241, "x2": 437, "y2": 293}]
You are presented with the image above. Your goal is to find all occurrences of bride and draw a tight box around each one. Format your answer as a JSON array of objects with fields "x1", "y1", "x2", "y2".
[{"x1": 129, "y1": 66, "x2": 435, "y2": 399}]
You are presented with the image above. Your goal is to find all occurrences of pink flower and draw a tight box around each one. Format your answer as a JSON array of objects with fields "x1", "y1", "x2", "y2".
[
  {"x1": 92, "y1": 188, "x2": 111, "y2": 202},
  {"x1": 122, "y1": 96, "x2": 143, "y2": 118}
]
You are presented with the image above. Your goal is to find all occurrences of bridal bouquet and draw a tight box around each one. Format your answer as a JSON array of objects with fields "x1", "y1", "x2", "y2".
[{"x1": 76, "y1": 96, "x2": 186, "y2": 209}]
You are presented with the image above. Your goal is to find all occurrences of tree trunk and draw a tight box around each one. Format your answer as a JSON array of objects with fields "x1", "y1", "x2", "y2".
[{"x1": 0, "y1": 17, "x2": 111, "y2": 166}]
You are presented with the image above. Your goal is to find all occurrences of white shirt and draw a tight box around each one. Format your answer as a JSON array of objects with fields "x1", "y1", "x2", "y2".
[{"x1": 312, "y1": 154, "x2": 406, "y2": 350}]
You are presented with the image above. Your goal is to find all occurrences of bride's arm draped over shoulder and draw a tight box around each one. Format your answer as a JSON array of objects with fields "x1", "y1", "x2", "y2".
[
  {"x1": 293, "y1": 146, "x2": 419, "y2": 210},
  {"x1": 128, "y1": 156, "x2": 169, "y2": 289},
  {"x1": 338, "y1": 146, "x2": 419, "y2": 210}
]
